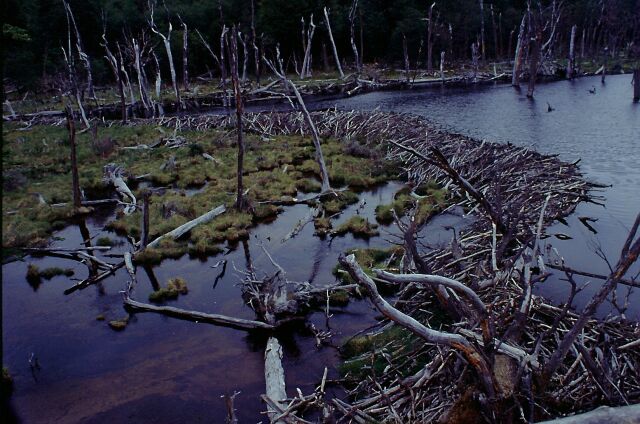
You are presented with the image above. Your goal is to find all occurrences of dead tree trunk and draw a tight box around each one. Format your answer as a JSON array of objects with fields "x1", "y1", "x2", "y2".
[
  {"x1": 301, "y1": 15, "x2": 316, "y2": 79},
  {"x1": 512, "y1": 14, "x2": 527, "y2": 87},
  {"x1": 65, "y1": 106, "x2": 81, "y2": 210},
  {"x1": 526, "y1": 10, "x2": 542, "y2": 98},
  {"x1": 220, "y1": 25, "x2": 230, "y2": 108},
  {"x1": 323, "y1": 7, "x2": 344, "y2": 79},
  {"x1": 471, "y1": 41, "x2": 480, "y2": 83},
  {"x1": 263, "y1": 48, "x2": 331, "y2": 192},
  {"x1": 426, "y1": 2, "x2": 435, "y2": 73},
  {"x1": 229, "y1": 27, "x2": 248, "y2": 211},
  {"x1": 580, "y1": 26, "x2": 586, "y2": 59},
  {"x1": 491, "y1": 4, "x2": 499, "y2": 58},
  {"x1": 349, "y1": 0, "x2": 361, "y2": 74},
  {"x1": 102, "y1": 32, "x2": 127, "y2": 123},
  {"x1": 633, "y1": 69, "x2": 640, "y2": 102},
  {"x1": 479, "y1": 0, "x2": 486, "y2": 60},
  {"x1": 180, "y1": 17, "x2": 189, "y2": 91},
  {"x1": 150, "y1": 5, "x2": 181, "y2": 107},
  {"x1": 239, "y1": 31, "x2": 249, "y2": 82},
  {"x1": 140, "y1": 191, "x2": 150, "y2": 249},
  {"x1": 567, "y1": 24, "x2": 577, "y2": 79},
  {"x1": 251, "y1": 0, "x2": 261, "y2": 85},
  {"x1": 440, "y1": 51, "x2": 445, "y2": 82},
  {"x1": 402, "y1": 34, "x2": 410, "y2": 83},
  {"x1": 132, "y1": 39, "x2": 152, "y2": 112},
  {"x1": 63, "y1": 0, "x2": 95, "y2": 100}
]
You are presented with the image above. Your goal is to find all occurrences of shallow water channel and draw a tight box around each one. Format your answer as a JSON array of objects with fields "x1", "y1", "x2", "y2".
[{"x1": 2, "y1": 180, "x2": 470, "y2": 422}]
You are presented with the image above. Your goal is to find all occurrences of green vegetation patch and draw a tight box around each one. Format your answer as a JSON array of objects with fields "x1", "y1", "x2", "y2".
[
  {"x1": 25, "y1": 263, "x2": 74, "y2": 284},
  {"x1": 334, "y1": 216, "x2": 379, "y2": 238},
  {"x1": 148, "y1": 277, "x2": 189, "y2": 303},
  {"x1": 375, "y1": 182, "x2": 447, "y2": 225}
]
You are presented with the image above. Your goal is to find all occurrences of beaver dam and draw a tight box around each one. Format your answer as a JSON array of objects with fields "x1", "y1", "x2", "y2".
[{"x1": 2, "y1": 108, "x2": 639, "y2": 423}]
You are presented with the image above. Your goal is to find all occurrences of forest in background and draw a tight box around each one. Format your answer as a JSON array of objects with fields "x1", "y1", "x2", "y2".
[{"x1": 3, "y1": 0, "x2": 640, "y2": 90}]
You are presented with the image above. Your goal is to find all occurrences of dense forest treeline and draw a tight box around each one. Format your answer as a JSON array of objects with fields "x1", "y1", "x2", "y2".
[{"x1": 3, "y1": 0, "x2": 640, "y2": 89}]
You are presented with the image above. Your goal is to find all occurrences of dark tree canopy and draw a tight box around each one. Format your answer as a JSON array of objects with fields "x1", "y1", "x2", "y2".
[{"x1": 2, "y1": 0, "x2": 639, "y2": 88}]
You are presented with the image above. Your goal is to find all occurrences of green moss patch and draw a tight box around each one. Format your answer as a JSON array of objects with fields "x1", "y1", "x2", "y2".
[{"x1": 148, "y1": 277, "x2": 189, "y2": 303}]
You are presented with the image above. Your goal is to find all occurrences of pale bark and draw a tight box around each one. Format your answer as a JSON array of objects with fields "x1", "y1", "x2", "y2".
[
  {"x1": 63, "y1": 0, "x2": 95, "y2": 99},
  {"x1": 471, "y1": 41, "x2": 480, "y2": 83},
  {"x1": 150, "y1": 6, "x2": 181, "y2": 106},
  {"x1": 440, "y1": 51, "x2": 445, "y2": 82},
  {"x1": 426, "y1": 2, "x2": 435, "y2": 73},
  {"x1": 402, "y1": 34, "x2": 410, "y2": 83},
  {"x1": 220, "y1": 25, "x2": 230, "y2": 108},
  {"x1": 512, "y1": 13, "x2": 527, "y2": 87},
  {"x1": 180, "y1": 18, "x2": 189, "y2": 91},
  {"x1": 301, "y1": 15, "x2": 316, "y2": 79},
  {"x1": 479, "y1": 0, "x2": 486, "y2": 60},
  {"x1": 103, "y1": 164, "x2": 137, "y2": 215},
  {"x1": 349, "y1": 0, "x2": 361, "y2": 74},
  {"x1": 567, "y1": 24, "x2": 577, "y2": 79},
  {"x1": 264, "y1": 337, "x2": 287, "y2": 422},
  {"x1": 133, "y1": 39, "x2": 152, "y2": 111},
  {"x1": 323, "y1": 7, "x2": 344, "y2": 78},
  {"x1": 101, "y1": 33, "x2": 126, "y2": 123},
  {"x1": 147, "y1": 205, "x2": 226, "y2": 248}
]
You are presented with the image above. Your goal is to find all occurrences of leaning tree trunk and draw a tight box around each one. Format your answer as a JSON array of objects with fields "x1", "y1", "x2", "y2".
[
  {"x1": 229, "y1": 27, "x2": 247, "y2": 211},
  {"x1": 323, "y1": 7, "x2": 344, "y2": 78},
  {"x1": 512, "y1": 14, "x2": 527, "y2": 87},
  {"x1": 567, "y1": 24, "x2": 577, "y2": 79}
]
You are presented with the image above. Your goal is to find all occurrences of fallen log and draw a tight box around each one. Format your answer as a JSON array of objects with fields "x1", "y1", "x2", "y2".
[
  {"x1": 264, "y1": 337, "x2": 288, "y2": 422},
  {"x1": 146, "y1": 204, "x2": 226, "y2": 248},
  {"x1": 123, "y1": 296, "x2": 274, "y2": 331}
]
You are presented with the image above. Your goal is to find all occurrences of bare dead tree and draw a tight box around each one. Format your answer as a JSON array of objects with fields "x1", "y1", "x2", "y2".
[
  {"x1": 149, "y1": 3, "x2": 181, "y2": 107},
  {"x1": 490, "y1": 4, "x2": 499, "y2": 58},
  {"x1": 512, "y1": 13, "x2": 528, "y2": 87},
  {"x1": 195, "y1": 28, "x2": 221, "y2": 77},
  {"x1": 131, "y1": 37, "x2": 152, "y2": 112},
  {"x1": 220, "y1": 25, "x2": 230, "y2": 108},
  {"x1": 238, "y1": 31, "x2": 249, "y2": 82},
  {"x1": 101, "y1": 19, "x2": 127, "y2": 123},
  {"x1": 263, "y1": 47, "x2": 331, "y2": 192},
  {"x1": 63, "y1": 0, "x2": 96, "y2": 100},
  {"x1": 526, "y1": 3, "x2": 542, "y2": 98},
  {"x1": 178, "y1": 15, "x2": 189, "y2": 91},
  {"x1": 251, "y1": 0, "x2": 261, "y2": 85},
  {"x1": 301, "y1": 14, "x2": 316, "y2": 79},
  {"x1": 471, "y1": 41, "x2": 480, "y2": 83},
  {"x1": 426, "y1": 2, "x2": 436, "y2": 73},
  {"x1": 402, "y1": 33, "x2": 410, "y2": 83},
  {"x1": 479, "y1": 0, "x2": 486, "y2": 60},
  {"x1": 349, "y1": 0, "x2": 362, "y2": 74},
  {"x1": 567, "y1": 24, "x2": 577, "y2": 79},
  {"x1": 323, "y1": 7, "x2": 344, "y2": 79},
  {"x1": 229, "y1": 26, "x2": 248, "y2": 211},
  {"x1": 440, "y1": 51, "x2": 445, "y2": 82}
]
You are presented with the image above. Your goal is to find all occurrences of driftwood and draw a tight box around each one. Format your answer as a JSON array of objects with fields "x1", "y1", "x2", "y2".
[
  {"x1": 103, "y1": 164, "x2": 136, "y2": 214},
  {"x1": 538, "y1": 404, "x2": 640, "y2": 423},
  {"x1": 264, "y1": 337, "x2": 288, "y2": 422}
]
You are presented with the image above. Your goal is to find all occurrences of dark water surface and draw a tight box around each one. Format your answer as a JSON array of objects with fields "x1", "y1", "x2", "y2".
[
  {"x1": 311, "y1": 74, "x2": 640, "y2": 319},
  {"x1": 2, "y1": 180, "x2": 471, "y2": 423}
]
